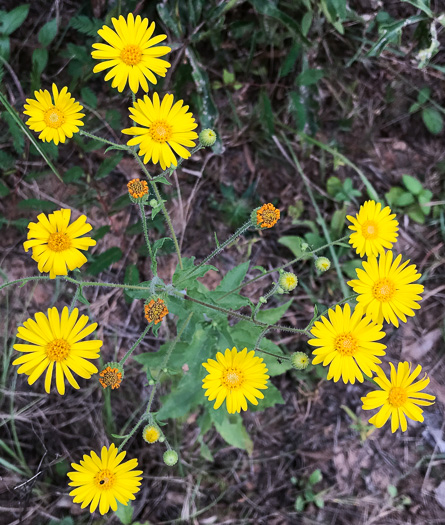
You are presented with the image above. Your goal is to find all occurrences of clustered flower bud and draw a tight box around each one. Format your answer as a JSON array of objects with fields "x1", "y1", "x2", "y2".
[
  {"x1": 290, "y1": 352, "x2": 309, "y2": 370},
  {"x1": 142, "y1": 424, "x2": 162, "y2": 444},
  {"x1": 278, "y1": 271, "x2": 298, "y2": 293}
]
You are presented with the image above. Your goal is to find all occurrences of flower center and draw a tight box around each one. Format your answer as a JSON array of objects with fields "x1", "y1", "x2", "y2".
[
  {"x1": 149, "y1": 120, "x2": 173, "y2": 143},
  {"x1": 144, "y1": 299, "x2": 168, "y2": 324},
  {"x1": 334, "y1": 333, "x2": 358, "y2": 356},
  {"x1": 120, "y1": 44, "x2": 142, "y2": 66},
  {"x1": 388, "y1": 386, "x2": 407, "y2": 407},
  {"x1": 47, "y1": 232, "x2": 71, "y2": 252},
  {"x1": 43, "y1": 107, "x2": 65, "y2": 129},
  {"x1": 99, "y1": 367, "x2": 122, "y2": 390},
  {"x1": 127, "y1": 178, "x2": 148, "y2": 199},
  {"x1": 256, "y1": 203, "x2": 280, "y2": 228},
  {"x1": 222, "y1": 367, "x2": 244, "y2": 389},
  {"x1": 361, "y1": 220, "x2": 379, "y2": 239},
  {"x1": 94, "y1": 469, "x2": 116, "y2": 490},
  {"x1": 372, "y1": 278, "x2": 396, "y2": 302},
  {"x1": 144, "y1": 427, "x2": 161, "y2": 443},
  {"x1": 46, "y1": 339, "x2": 70, "y2": 362}
]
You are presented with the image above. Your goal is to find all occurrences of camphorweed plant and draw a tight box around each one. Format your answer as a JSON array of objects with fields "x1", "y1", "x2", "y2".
[{"x1": 0, "y1": 12, "x2": 436, "y2": 517}]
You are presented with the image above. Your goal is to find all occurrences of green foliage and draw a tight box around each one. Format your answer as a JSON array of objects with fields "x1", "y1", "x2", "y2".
[
  {"x1": 87, "y1": 247, "x2": 123, "y2": 276},
  {"x1": 409, "y1": 87, "x2": 444, "y2": 135},
  {"x1": 292, "y1": 469, "x2": 325, "y2": 512},
  {"x1": 385, "y1": 174, "x2": 433, "y2": 224}
]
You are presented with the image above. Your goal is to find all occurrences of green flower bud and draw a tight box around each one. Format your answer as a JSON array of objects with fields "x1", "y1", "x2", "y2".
[
  {"x1": 290, "y1": 352, "x2": 309, "y2": 370},
  {"x1": 315, "y1": 256, "x2": 331, "y2": 272},
  {"x1": 149, "y1": 199, "x2": 158, "y2": 207},
  {"x1": 163, "y1": 450, "x2": 179, "y2": 466},
  {"x1": 278, "y1": 272, "x2": 298, "y2": 292},
  {"x1": 199, "y1": 128, "x2": 217, "y2": 147}
]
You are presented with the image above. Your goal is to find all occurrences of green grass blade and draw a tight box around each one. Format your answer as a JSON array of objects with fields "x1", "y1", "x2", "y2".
[{"x1": 0, "y1": 90, "x2": 63, "y2": 183}]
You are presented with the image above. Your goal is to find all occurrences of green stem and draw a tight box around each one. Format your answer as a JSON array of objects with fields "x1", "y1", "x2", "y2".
[
  {"x1": 184, "y1": 294, "x2": 309, "y2": 336},
  {"x1": 177, "y1": 221, "x2": 251, "y2": 285},
  {"x1": 304, "y1": 293, "x2": 358, "y2": 332},
  {"x1": 69, "y1": 286, "x2": 81, "y2": 312},
  {"x1": 119, "y1": 325, "x2": 151, "y2": 366},
  {"x1": 117, "y1": 411, "x2": 148, "y2": 453},
  {"x1": 252, "y1": 282, "x2": 280, "y2": 320},
  {"x1": 281, "y1": 135, "x2": 349, "y2": 299},
  {"x1": 78, "y1": 130, "x2": 128, "y2": 150},
  {"x1": 131, "y1": 151, "x2": 183, "y2": 270},
  {"x1": 216, "y1": 235, "x2": 349, "y2": 301},
  {"x1": 138, "y1": 203, "x2": 157, "y2": 275}
]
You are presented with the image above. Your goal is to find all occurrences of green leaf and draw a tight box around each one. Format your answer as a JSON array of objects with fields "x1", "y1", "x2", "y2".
[
  {"x1": 38, "y1": 19, "x2": 57, "y2": 47},
  {"x1": 259, "y1": 91, "x2": 274, "y2": 135},
  {"x1": 418, "y1": 188, "x2": 433, "y2": 205},
  {"x1": 402, "y1": 174, "x2": 423, "y2": 195},
  {"x1": 417, "y1": 87, "x2": 431, "y2": 104},
  {"x1": 278, "y1": 236, "x2": 311, "y2": 260},
  {"x1": 309, "y1": 469, "x2": 323, "y2": 485},
  {"x1": 301, "y1": 12, "x2": 312, "y2": 36},
  {"x1": 422, "y1": 107, "x2": 443, "y2": 134},
  {"x1": 32, "y1": 48, "x2": 48, "y2": 75},
  {"x1": 124, "y1": 264, "x2": 140, "y2": 303},
  {"x1": 256, "y1": 299, "x2": 292, "y2": 325},
  {"x1": 92, "y1": 225, "x2": 110, "y2": 241},
  {"x1": 330, "y1": 206, "x2": 347, "y2": 238},
  {"x1": 123, "y1": 280, "x2": 151, "y2": 300},
  {"x1": 114, "y1": 500, "x2": 134, "y2": 525},
  {"x1": 0, "y1": 5, "x2": 29, "y2": 35},
  {"x1": 247, "y1": 0, "x2": 305, "y2": 38},
  {"x1": 87, "y1": 247, "x2": 123, "y2": 276},
  {"x1": 80, "y1": 86, "x2": 97, "y2": 109},
  {"x1": 152, "y1": 237, "x2": 174, "y2": 258},
  {"x1": 295, "y1": 495, "x2": 305, "y2": 512},
  {"x1": 407, "y1": 204, "x2": 426, "y2": 224},
  {"x1": 387, "y1": 484, "x2": 398, "y2": 498},
  {"x1": 0, "y1": 181, "x2": 9, "y2": 197},
  {"x1": 280, "y1": 41, "x2": 300, "y2": 77},
  {"x1": 96, "y1": 153, "x2": 123, "y2": 179},
  {"x1": 288, "y1": 91, "x2": 307, "y2": 132},
  {"x1": 326, "y1": 176, "x2": 342, "y2": 197},
  {"x1": 249, "y1": 382, "x2": 284, "y2": 411},
  {"x1": 223, "y1": 68, "x2": 235, "y2": 84},
  {"x1": 18, "y1": 198, "x2": 57, "y2": 212},
  {"x1": 409, "y1": 102, "x2": 421, "y2": 114},
  {"x1": 0, "y1": 35, "x2": 10, "y2": 59},
  {"x1": 69, "y1": 15, "x2": 102, "y2": 36},
  {"x1": 385, "y1": 187, "x2": 415, "y2": 207},
  {"x1": 297, "y1": 68, "x2": 324, "y2": 86},
  {"x1": 64, "y1": 166, "x2": 83, "y2": 183},
  {"x1": 212, "y1": 412, "x2": 253, "y2": 454},
  {"x1": 173, "y1": 257, "x2": 218, "y2": 289},
  {"x1": 2, "y1": 110, "x2": 24, "y2": 154}
]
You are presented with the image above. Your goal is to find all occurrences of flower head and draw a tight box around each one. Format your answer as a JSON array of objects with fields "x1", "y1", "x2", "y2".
[
  {"x1": 163, "y1": 450, "x2": 178, "y2": 466},
  {"x1": 308, "y1": 304, "x2": 386, "y2": 384},
  {"x1": 127, "y1": 178, "x2": 149, "y2": 202},
  {"x1": 13, "y1": 307, "x2": 102, "y2": 395},
  {"x1": 92, "y1": 13, "x2": 171, "y2": 93},
  {"x1": 347, "y1": 250, "x2": 424, "y2": 327},
  {"x1": 361, "y1": 362, "x2": 435, "y2": 432},
  {"x1": 290, "y1": 352, "x2": 309, "y2": 370},
  {"x1": 315, "y1": 257, "x2": 331, "y2": 272},
  {"x1": 279, "y1": 271, "x2": 298, "y2": 292},
  {"x1": 67, "y1": 443, "x2": 143, "y2": 514},
  {"x1": 23, "y1": 84, "x2": 84, "y2": 145},
  {"x1": 254, "y1": 203, "x2": 280, "y2": 229},
  {"x1": 143, "y1": 424, "x2": 161, "y2": 444},
  {"x1": 348, "y1": 200, "x2": 399, "y2": 258},
  {"x1": 24, "y1": 209, "x2": 96, "y2": 279},
  {"x1": 99, "y1": 362, "x2": 124, "y2": 390},
  {"x1": 144, "y1": 298, "x2": 168, "y2": 325},
  {"x1": 202, "y1": 347, "x2": 269, "y2": 414},
  {"x1": 122, "y1": 92, "x2": 198, "y2": 170},
  {"x1": 199, "y1": 128, "x2": 217, "y2": 147}
]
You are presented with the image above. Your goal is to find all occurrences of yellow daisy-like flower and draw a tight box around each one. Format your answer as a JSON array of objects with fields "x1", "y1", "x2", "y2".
[
  {"x1": 308, "y1": 304, "x2": 387, "y2": 384},
  {"x1": 361, "y1": 362, "x2": 435, "y2": 433},
  {"x1": 347, "y1": 200, "x2": 399, "y2": 258},
  {"x1": 92, "y1": 13, "x2": 171, "y2": 93},
  {"x1": 23, "y1": 84, "x2": 84, "y2": 145},
  {"x1": 202, "y1": 347, "x2": 269, "y2": 414},
  {"x1": 23, "y1": 209, "x2": 96, "y2": 279},
  {"x1": 122, "y1": 93, "x2": 198, "y2": 170},
  {"x1": 13, "y1": 307, "x2": 102, "y2": 395},
  {"x1": 347, "y1": 250, "x2": 424, "y2": 328},
  {"x1": 67, "y1": 443, "x2": 143, "y2": 515}
]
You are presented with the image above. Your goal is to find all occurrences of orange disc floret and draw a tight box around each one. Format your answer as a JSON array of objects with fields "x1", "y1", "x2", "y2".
[
  {"x1": 257, "y1": 203, "x2": 280, "y2": 229},
  {"x1": 127, "y1": 178, "x2": 149, "y2": 199},
  {"x1": 144, "y1": 298, "x2": 168, "y2": 324},
  {"x1": 99, "y1": 364, "x2": 123, "y2": 390}
]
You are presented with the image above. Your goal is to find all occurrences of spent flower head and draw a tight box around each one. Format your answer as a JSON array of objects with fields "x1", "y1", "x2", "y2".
[
  {"x1": 99, "y1": 362, "x2": 124, "y2": 390},
  {"x1": 144, "y1": 298, "x2": 168, "y2": 325}
]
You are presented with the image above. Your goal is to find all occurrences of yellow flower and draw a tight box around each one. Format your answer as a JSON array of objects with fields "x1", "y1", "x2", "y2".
[
  {"x1": 202, "y1": 347, "x2": 269, "y2": 414},
  {"x1": 23, "y1": 209, "x2": 96, "y2": 279},
  {"x1": 347, "y1": 250, "x2": 424, "y2": 328},
  {"x1": 122, "y1": 92, "x2": 198, "y2": 170},
  {"x1": 279, "y1": 272, "x2": 298, "y2": 292},
  {"x1": 142, "y1": 424, "x2": 161, "y2": 444},
  {"x1": 127, "y1": 178, "x2": 149, "y2": 199},
  {"x1": 92, "y1": 13, "x2": 171, "y2": 93},
  {"x1": 23, "y1": 84, "x2": 84, "y2": 145},
  {"x1": 67, "y1": 443, "x2": 143, "y2": 514},
  {"x1": 347, "y1": 200, "x2": 399, "y2": 258},
  {"x1": 308, "y1": 303, "x2": 386, "y2": 384},
  {"x1": 13, "y1": 307, "x2": 102, "y2": 395},
  {"x1": 361, "y1": 362, "x2": 435, "y2": 432},
  {"x1": 256, "y1": 203, "x2": 280, "y2": 229}
]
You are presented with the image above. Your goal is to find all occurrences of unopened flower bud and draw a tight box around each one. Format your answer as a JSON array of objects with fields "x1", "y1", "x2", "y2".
[
  {"x1": 149, "y1": 199, "x2": 158, "y2": 207},
  {"x1": 278, "y1": 272, "x2": 298, "y2": 292},
  {"x1": 142, "y1": 424, "x2": 162, "y2": 444},
  {"x1": 290, "y1": 352, "x2": 309, "y2": 370},
  {"x1": 163, "y1": 450, "x2": 179, "y2": 466},
  {"x1": 199, "y1": 128, "x2": 217, "y2": 147},
  {"x1": 315, "y1": 256, "x2": 331, "y2": 272}
]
